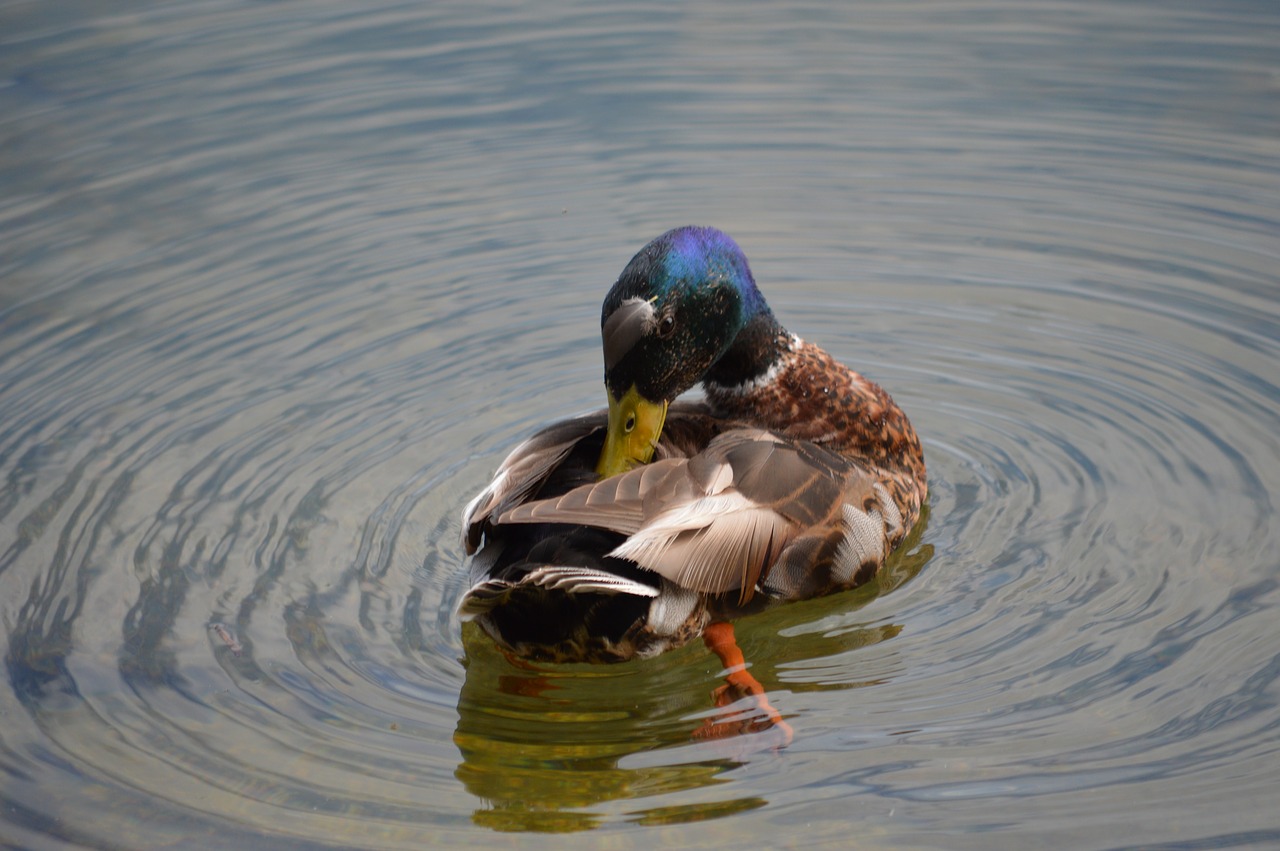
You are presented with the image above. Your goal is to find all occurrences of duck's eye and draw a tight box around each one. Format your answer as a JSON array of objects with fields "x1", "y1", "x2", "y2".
[
  {"x1": 624, "y1": 413, "x2": 636, "y2": 433},
  {"x1": 657, "y1": 314, "x2": 676, "y2": 338}
]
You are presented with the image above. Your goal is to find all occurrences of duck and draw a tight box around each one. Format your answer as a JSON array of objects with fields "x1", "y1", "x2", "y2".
[{"x1": 459, "y1": 226, "x2": 926, "y2": 664}]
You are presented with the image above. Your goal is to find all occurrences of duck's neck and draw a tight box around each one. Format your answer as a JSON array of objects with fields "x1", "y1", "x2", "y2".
[{"x1": 702, "y1": 310, "x2": 792, "y2": 390}]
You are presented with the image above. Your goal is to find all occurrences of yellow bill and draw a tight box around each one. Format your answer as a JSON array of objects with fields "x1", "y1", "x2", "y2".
[{"x1": 596, "y1": 385, "x2": 668, "y2": 479}]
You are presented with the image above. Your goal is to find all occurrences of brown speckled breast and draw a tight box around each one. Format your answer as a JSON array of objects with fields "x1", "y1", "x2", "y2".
[{"x1": 704, "y1": 338, "x2": 927, "y2": 531}]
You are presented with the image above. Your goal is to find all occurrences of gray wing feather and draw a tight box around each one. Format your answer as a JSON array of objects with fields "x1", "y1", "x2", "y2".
[
  {"x1": 457, "y1": 566, "x2": 659, "y2": 619},
  {"x1": 462, "y1": 412, "x2": 605, "y2": 552},
  {"x1": 497, "y1": 458, "x2": 695, "y2": 534}
]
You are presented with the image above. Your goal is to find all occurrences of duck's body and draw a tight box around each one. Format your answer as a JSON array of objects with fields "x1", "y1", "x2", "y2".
[{"x1": 459, "y1": 227, "x2": 925, "y2": 663}]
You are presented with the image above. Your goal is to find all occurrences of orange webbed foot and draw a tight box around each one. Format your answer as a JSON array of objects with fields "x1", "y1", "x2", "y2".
[{"x1": 695, "y1": 622, "x2": 793, "y2": 747}]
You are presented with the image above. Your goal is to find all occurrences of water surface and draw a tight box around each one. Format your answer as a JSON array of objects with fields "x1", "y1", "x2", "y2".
[{"x1": 2, "y1": 1, "x2": 1278, "y2": 847}]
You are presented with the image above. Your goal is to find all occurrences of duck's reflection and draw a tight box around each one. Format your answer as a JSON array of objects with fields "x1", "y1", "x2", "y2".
[
  {"x1": 453, "y1": 524, "x2": 929, "y2": 832},
  {"x1": 453, "y1": 625, "x2": 758, "y2": 831}
]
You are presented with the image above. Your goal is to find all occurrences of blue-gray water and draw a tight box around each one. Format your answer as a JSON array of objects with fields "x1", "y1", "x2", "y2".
[{"x1": 2, "y1": 1, "x2": 1278, "y2": 847}]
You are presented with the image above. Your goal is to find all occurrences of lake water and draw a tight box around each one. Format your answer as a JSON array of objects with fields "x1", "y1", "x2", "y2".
[{"x1": 2, "y1": 1, "x2": 1278, "y2": 847}]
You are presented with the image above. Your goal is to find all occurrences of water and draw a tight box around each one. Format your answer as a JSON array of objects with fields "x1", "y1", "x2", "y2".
[{"x1": 1, "y1": 0, "x2": 1277, "y2": 847}]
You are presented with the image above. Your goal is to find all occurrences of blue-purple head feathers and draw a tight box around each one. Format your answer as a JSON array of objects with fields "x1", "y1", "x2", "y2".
[
  {"x1": 613, "y1": 226, "x2": 766, "y2": 318},
  {"x1": 599, "y1": 227, "x2": 777, "y2": 402}
]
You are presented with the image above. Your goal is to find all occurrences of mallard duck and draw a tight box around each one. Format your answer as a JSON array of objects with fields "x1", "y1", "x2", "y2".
[{"x1": 459, "y1": 226, "x2": 926, "y2": 663}]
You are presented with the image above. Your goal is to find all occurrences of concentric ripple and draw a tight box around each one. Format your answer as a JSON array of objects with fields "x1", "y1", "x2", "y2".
[{"x1": 2, "y1": 0, "x2": 1279, "y2": 847}]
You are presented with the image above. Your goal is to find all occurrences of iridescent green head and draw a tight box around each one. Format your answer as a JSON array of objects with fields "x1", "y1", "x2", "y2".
[{"x1": 596, "y1": 226, "x2": 778, "y2": 477}]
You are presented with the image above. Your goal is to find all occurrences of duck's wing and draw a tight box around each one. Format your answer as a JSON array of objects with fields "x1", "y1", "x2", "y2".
[
  {"x1": 461, "y1": 411, "x2": 606, "y2": 553},
  {"x1": 461, "y1": 404, "x2": 726, "y2": 554},
  {"x1": 499, "y1": 429, "x2": 880, "y2": 599},
  {"x1": 496, "y1": 456, "x2": 697, "y2": 534}
]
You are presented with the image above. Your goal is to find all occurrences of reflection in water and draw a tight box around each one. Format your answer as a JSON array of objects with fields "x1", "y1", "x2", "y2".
[
  {"x1": 455, "y1": 639, "x2": 779, "y2": 833},
  {"x1": 453, "y1": 518, "x2": 930, "y2": 831},
  {"x1": 455, "y1": 647, "x2": 740, "y2": 831}
]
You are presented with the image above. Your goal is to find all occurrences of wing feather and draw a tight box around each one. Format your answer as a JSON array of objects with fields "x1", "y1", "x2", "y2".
[
  {"x1": 497, "y1": 459, "x2": 694, "y2": 534},
  {"x1": 457, "y1": 566, "x2": 658, "y2": 620},
  {"x1": 609, "y1": 492, "x2": 795, "y2": 600},
  {"x1": 462, "y1": 412, "x2": 606, "y2": 551}
]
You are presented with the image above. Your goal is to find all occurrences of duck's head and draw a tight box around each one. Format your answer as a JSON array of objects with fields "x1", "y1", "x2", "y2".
[{"x1": 596, "y1": 226, "x2": 776, "y2": 478}]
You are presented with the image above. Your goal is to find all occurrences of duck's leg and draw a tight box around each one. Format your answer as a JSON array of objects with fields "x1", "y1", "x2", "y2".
[{"x1": 695, "y1": 621, "x2": 793, "y2": 746}]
